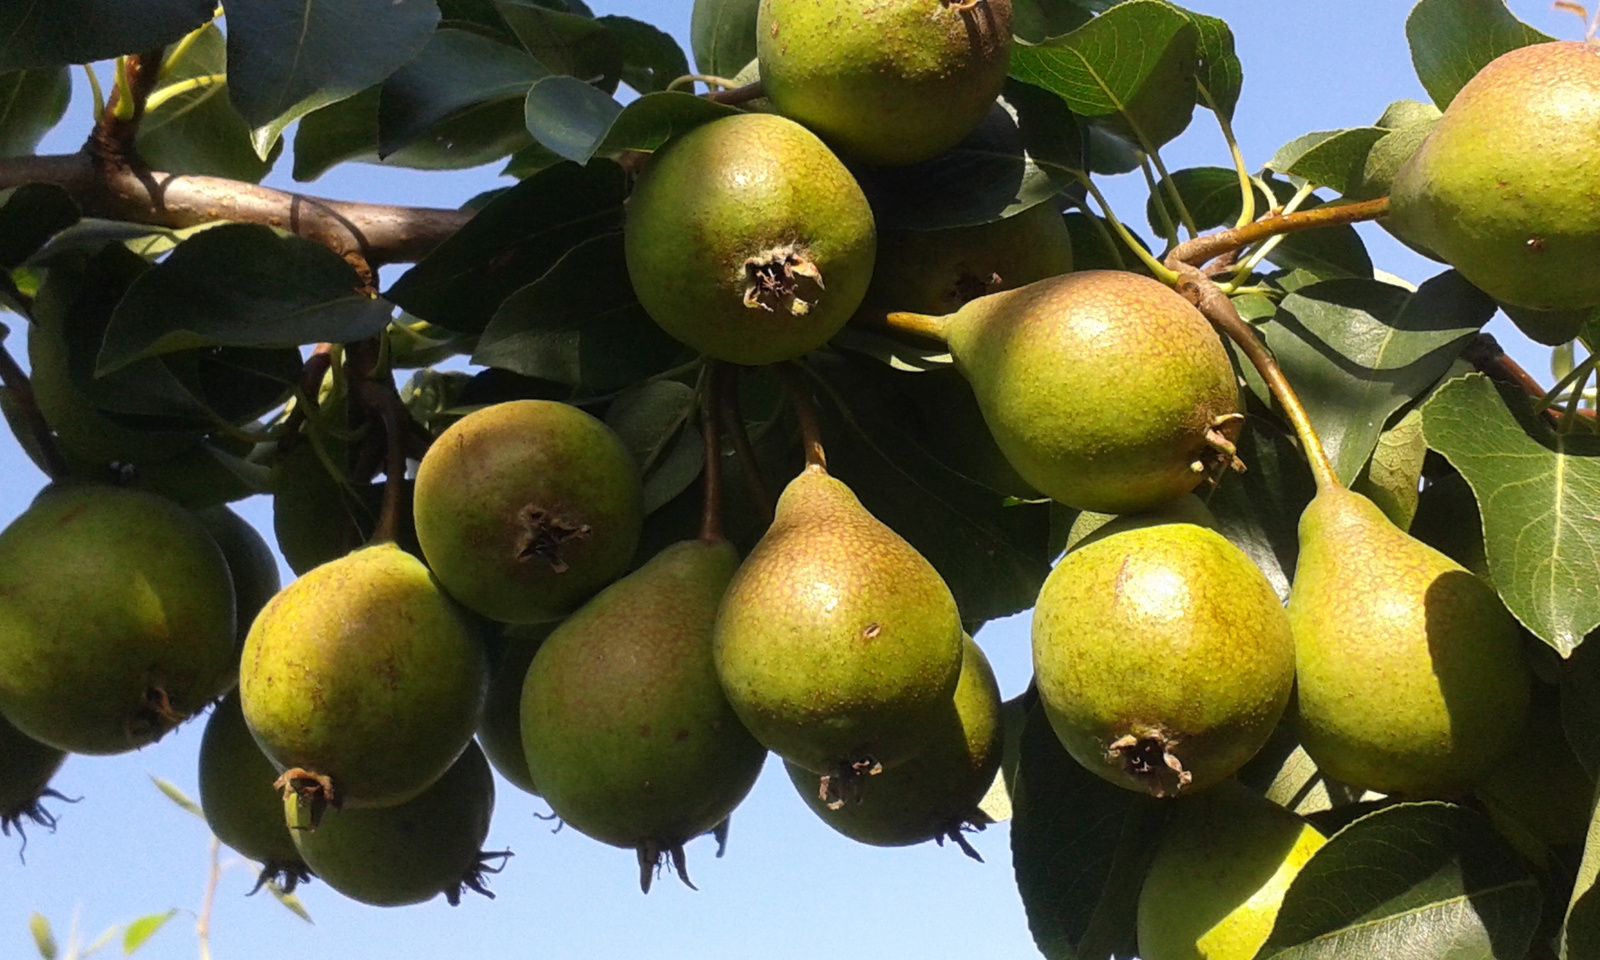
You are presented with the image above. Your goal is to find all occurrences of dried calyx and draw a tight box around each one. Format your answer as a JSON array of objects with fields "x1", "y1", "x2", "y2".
[{"x1": 743, "y1": 245, "x2": 825, "y2": 316}]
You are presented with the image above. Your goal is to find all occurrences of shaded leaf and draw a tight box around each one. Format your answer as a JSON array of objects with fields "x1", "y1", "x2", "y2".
[
  {"x1": 0, "y1": 1, "x2": 212, "y2": 70},
  {"x1": 1421, "y1": 373, "x2": 1600, "y2": 657},
  {"x1": 150, "y1": 775, "x2": 204, "y2": 818},
  {"x1": 527, "y1": 81, "x2": 735, "y2": 164},
  {"x1": 1352, "y1": 407, "x2": 1426, "y2": 531},
  {"x1": 121, "y1": 911, "x2": 176, "y2": 954},
  {"x1": 100, "y1": 224, "x2": 393, "y2": 371},
  {"x1": 689, "y1": 0, "x2": 760, "y2": 76},
  {"x1": 1406, "y1": 0, "x2": 1551, "y2": 109},
  {"x1": 601, "y1": 16, "x2": 688, "y2": 94},
  {"x1": 1268, "y1": 127, "x2": 1388, "y2": 197},
  {"x1": 1183, "y1": 6, "x2": 1241, "y2": 121},
  {"x1": 1011, "y1": 0, "x2": 1092, "y2": 43},
  {"x1": 29, "y1": 913, "x2": 55, "y2": 960},
  {"x1": 0, "y1": 67, "x2": 68, "y2": 157},
  {"x1": 138, "y1": 25, "x2": 275, "y2": 182},
  {"x1": 0, "y1": 184, "x2": 79, "y2": 270},
  {"x1": 495, "y1": 0, "x2": 620, "y2": 89},
  {"x1": 378, "y1": 28, "x2": 547, "y2": 160},
  {"x1": 605, "y1": 379, "x2": 705, "y2": 513},
  {"x1": 1204, "y1": 413, "x2": 1316, "y2": 601},
  {"x1": 1144, "y1": 165, "x2": 1259, "y2": 236},
  {"x1": 386, "y1": 159, "x2": 625, "y2": 333}
]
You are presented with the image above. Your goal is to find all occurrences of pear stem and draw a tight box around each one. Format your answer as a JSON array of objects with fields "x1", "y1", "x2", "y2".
[
  {"x1": 1172, "y1": 263, "x2": 1341, "y2": 492},
  {"x1": 718, "y1": 364, "x2": 775, "y2": 524},
  {"x1": 0, "y1": 339, "x2": 69, "y2": 480},
  {"x1": 779, "y1": 362, "x2": 827, "y2": 472},
  {"x1": 1167, "y1": 196, "x2": 1391, "y2": 269},
  {"x1": 700, "y1": 363, "x2": 726, "y2": 545},
  {"x1": 877, "y1": 311, "x2": 949, "y2": 344},
  {"x1": 358, "y1": 375, "x2": 409, "y2": 546},
  {"x1": 704, "y1": 81, "x2": 766, "y2": 106}
]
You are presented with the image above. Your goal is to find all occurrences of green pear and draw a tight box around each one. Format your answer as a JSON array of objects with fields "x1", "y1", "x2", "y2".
[
  {"x1": 197, "y1": 692, "x2": 311, "y2": 892},
  {"x1": 1032, "y1": 515, "x2": 1293, "y2": 797},
  {"x1": 756, "y1": 0, "x2": 1012, "y2": 166},
  {"x1": 476, "y1": 625, "x2": 550, "y2": 797},
  {"x1": 0, "y1": 484, "x2": 236, "y2": 754},
  {"x1": 1137, "y1": 781, "x2": 1327, "y2": 960},
  {"x1": 625, "y1": 113, "x2": 877, "y2": 366},
  {"x1": 195, "y1": 504, "x2": 282, "y2": 648},
  {"x1": 413, "y1": 400, "x2": 644, "y2": 624},
  {"x1": 0, "y1": 709, "x2": 67, "y2": 841},
  {"x1": 292, "y1": 742, "x2": 498, "y2": 908},
  {"x1": 787, "y1": 635, "x2": 1002, "y2": 854},
  {"x1": 1289, "y1": 486, "x2": 1530, "y2": 797},
  {"x1": 1388, "y1": 42, "x2": 1600, "y2": 311},
  {"x1": 901, "y1": 270, "x2": 1242, "y2": 515},
  {"x1": 714, "y1": 466, "x2": 963, "y2": 798},
  {"x1": 522, "y1": 539, "x2": 766, "y2": 890},
  {"x1": 240, "y1": 542, "x2": 488, "y2": 812}
]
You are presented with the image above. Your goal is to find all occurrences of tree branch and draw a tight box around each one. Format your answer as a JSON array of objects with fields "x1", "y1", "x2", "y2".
[{"x1": 1167, "y1": 196, "x2": 1391, "y2": 269}]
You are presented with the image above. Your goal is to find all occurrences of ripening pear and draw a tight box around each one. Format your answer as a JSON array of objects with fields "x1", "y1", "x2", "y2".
[
  {"x1": 1289, "y1": 486, "x2": 1530, "y2": 797},
  {"x1": 1389, "y1": 42, "x2": 1600, "y2": 311},
  {"x1": 195, "y1": 505, "x2": 281, "y2": 646},
  {"x1": 787, "y1": 635, "x2": 1002, "y2": 855},
  {"x1": 625, "y1": 113, "x2": 876, "y2": 366},
  {"x1": 757, "y1": 0, "x2": 1012, "y2": 166},
  {"x1": 714, "y1": 465, "x2": 963, "y2": 800},
  {"x1": 240, "y1": 542, "x2": 488, "y2": 812},
  {"x1": 476, "y1": 624, "x2": 550, "y2": 797},
  {"x1": 292, "y1": 742, "x2": 499, "y2": 908},
  {"x1": 1136, "y1": 781, "x2": 1327, "y2": 960},
  {"x1": 413, "y1": 400, "x2": 644, "y2": 624},
  {"x1": 197, "y1": 692, "x2": 311, "y2": 892},
  {"x1": 522, "y1": 538, "x2": 766, "y2": 891},
  {"x1": 0, "y1": 484, "x2": 236, "y2": 754},
  {"x1": 892, "y1": 270, "x2": 1242, "y2": 515},
  {"x1": 1032, "y1": 512, "x2": 1294, "y2": 797},
  {"x1": 0, "y1": 710, "x2": 67, "y2": 841}
]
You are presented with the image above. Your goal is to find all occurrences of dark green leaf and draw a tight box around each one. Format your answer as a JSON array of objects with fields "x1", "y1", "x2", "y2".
[
  {"x1": 1259, "y1": 802, "x2": 1541, "y2": 959},
  {"x1": 1266, "y1": 272, "x2": 1493, "y2": 485},
  {"x1": 1205, "y1": 413, "x2": 1316, "y2": 601},
  {"x1": 0, "y1": 68, "x2": 67, "y2": 157},
  {"x1": 1009, "y1": 0, "x2": 1200, "y2": 150},
  {"x1": 378, "y1": 28, "x2": 547, "y2": 159},
  {"x1": 0, "y1": 0, "x2": 212, "y2": 70},
  {"x1": 100, "y1": 224, "x2": 392, "y2": 371},
  {"x1": 1011, "y1": 0, "x2": 1092, "y2": 43},
  {"x1": 495, "y1": 0, "x2": 620, "y2": 90},
  {"x1": 528, "y1": 83, "x2": 735, "y2": 164},
  {"x1": 122, "y1": 910, "x2": 176, "y2": 954},
  {"x1": 226, "y1": 0, "x2": 441, "y2": 154},
  {"x1": 605, "y1": 380, "x2": 703, "y2": 513},
  {"x1": 1421, "y1": 373, "x2": 1600, "y2": 657},
  {"x1": 1183, "y1": 6, "x2": 1241, "y2": 121},
  {"x1": 689, "y1": 0, "x2": 760, "y2": 76},
  {"x1": 386, "y1": 159, "x2": 625, "y2": 333},
  {"x1": 138, "y1": 25, "x2": 276, "y2": 182},
  {"x1": 1144, "y1": 166, "x2": 1257, "y2": 235},
  {"x1": 1268, "y1": 127, "x2": 1388, "y2": 196},
  {"x1": 473, "y1": 232, "x2": 686, "y2": 393},
  {"x1": 600, "y1": 16, "x2": 689, "y2": 94},
  {"x1": 0, "y1": 185, "x2": 79, "y2": 269},
  {"x1": 1406, "y1": 0, "x2": 1551, "y2": 109},
  {"x1": 1062, "y1": 210, "x2": 1137, "y2": 273},
  {"x1": 1010, "y1": 697, "x2": 1165, "y2": 960}
]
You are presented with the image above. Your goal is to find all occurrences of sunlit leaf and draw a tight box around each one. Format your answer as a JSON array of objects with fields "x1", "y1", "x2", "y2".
[{"x1": 121, "y1": 911, "x2": 176, "y2": 955}]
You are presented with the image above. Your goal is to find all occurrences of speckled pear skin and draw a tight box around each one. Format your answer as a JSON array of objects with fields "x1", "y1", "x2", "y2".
[
  {"x1": 757, "y1": 0, "x2": 1012, "y2": 166},
  {"x1": 198, "y1": 691, "x2": 302, "y2": 868},
  {"x1": 1289, "y1": 486, "x2": 1531, "y2": 797},
  {"x1": 521, "y1": 539, "x2": 765, "y2": 850},
  {"x1": 1031, "y1": 520, "x2": 1294, "y2": 797},
  {"x1": 413, "y1": 400, "x2": 644, "y2": 625},
  {"x1": 625, "y1": 113, "x2": 876, "y2": 366},
  {"x1": 714, "y1": 467, "x2": 964, "y2": 774},
  {"x1": 293, "y1": 742, "x2": 494, "y2": 908},
  {"x1": 1136, "y1": 781, "x2": 1326, "y2": 960},
  {"x1": 942, "y1": 270, "x2": 1241, "y2": 515},
  {"x1": 240, "y1": 542, "x2": 488, "y2": 809},
  {"x1": 1389, "y1": 42, "x2": 1600, "y2": 311},
  {"x1": 0, "y1": 484, "x2": 237, "y2": 755},
  {"x1": 786, "y1": 635, "x2": 1001, "y2": 847}
]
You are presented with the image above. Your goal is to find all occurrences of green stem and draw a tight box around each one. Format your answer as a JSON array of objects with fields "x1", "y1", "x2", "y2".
[
  {"x1": 1079, "y1": 176, "x2": 1180, "y2": 285},
  {"x1": 779, "y1": 362, "x2": 827, "y2": 472},
  {"x1": 1144, "y1": 144, "x2": 1198, "y2": 238},
  {"x1": 158, "y1": 21, "x2": 209, "y2": 82},
  {"x1": 1542, "y1": 351, "x2": 1600, "y2": 414},
  {"x1": 83, "y1": 64, "x2": 105, "y2": 117},
  {"x1": 877, "y1": 310, "x2": 949, "y2": 344},
  {"x1": 144, "y1": 74, "x2": 226, "y2": 113},
  {"x1": 1560, "y1": 363, "x2": 1590, "y2": 435},
  {"x1": 1199, "y1": 82, "x2": 1256, "y2": 230},
  {"x1": 112, "y1": 57, "x2": 138, "y2": 122},
  {"x1": 665, "y1": 73, "x2": 740, "y2": 92},
  {"x1": 1073, "y1": 199, "x2": 1127, "y2": 271},
  {"x1": 1140, "y1": 155, "x2": 1179, "y2": 250}
]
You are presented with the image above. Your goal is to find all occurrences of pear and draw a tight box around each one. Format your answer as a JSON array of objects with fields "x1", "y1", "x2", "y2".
[
  {"x1": 1032, "y1": 514, "x2": 1294, "y2": 797},
  {"x1": 292, "y1": 741, "x2": 500, "y2": 908},
  {"x1": 413, "y1": 400, "x2": 644, "y2": 624},
  {"x1": 714, "y1": 465, "x2": 963, "y2": 799},
  {"x1": 195, "y1": 504, "x2": 282, "y2": 661},
  {"x1": 476, "y1": 624, "x2": 550, "y2": 797},
  {"x1": 197, "y1": 692, "x2": 311, "y2": 892},
  {"x1": 240, "y1": 541, "x2": 488, "y2": 813},
  {"x1": 1136, "y1": 781, "x2": 1327, "y2": 960},
  {"x1": 625, "y1": 113, "x2": 877, "y2": 366},
  {"x1": 521, "y1": 538, "x2": 766, "y2": 890},
  {"x1": 756, "y1": 0, "x2": 1012, "y2": 166},
  {"x1": 0, "y1": 710, "x2": 68, "y2": 842},
  {"x1": 1289, "y1": 486, "x2": 1530, "y2": 797},
  {"x1": 787, "y1": 635, "x2": 1001, "y2": 855},
  {"x1": 1388, "y1": 42, "x2": 1600, "y2": 312},
  {"x1": 894, "y1": 270, "x2": 1242, "y2": 515},
  {"x1": 0, "y1": 484, "x2": 236, "y2": 754}
]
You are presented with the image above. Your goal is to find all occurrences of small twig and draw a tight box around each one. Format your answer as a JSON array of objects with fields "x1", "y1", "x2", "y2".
[
  {"x1": 1462, "y1": 334, "x2": 1592, "y2": 427},
  {"x1": 700, "y1": 368, "x2": 725, "y2": 544},
  {"x1": 717, "y1": 364, "x2": 774, "y2": 524},
  {"x1": 0, "y1": 341, "x2": 68, "y2": 479},
  {"x1": 358, "y1": 376, "x2": 407, "y2": 546},
  {"x1": 779, "y1": 362, "x2": 826, "y2": 471},
  {"x1": 665, "y1": 73, "x2": 741, "y2": 93},
  {"x1": 1168, "y1": 196, "x2": 1391, "y2": 269},
  {"x1": 196, "y1": 835, "x2": 220, "y2": 960},
  {"x1": 705, "y1": 81, "x2": 765, "y2": 106}
]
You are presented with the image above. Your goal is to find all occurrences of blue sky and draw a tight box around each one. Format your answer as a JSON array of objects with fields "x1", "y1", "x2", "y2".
[{"x1": 0, "y1": 1, "x2": 1584, "y2": 957}]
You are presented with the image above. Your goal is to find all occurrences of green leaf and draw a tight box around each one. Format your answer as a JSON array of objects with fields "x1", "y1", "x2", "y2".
[
  {"x1": 1011, "y1": 0, "x2": 1092, "y2": 44},
  {"x1": 1183, "y1": 6, "x2": 1241, "y2": 120},
  {"x1": 121, "y1": 911, "x2": 176, "y2": 955},
  {"x1": 527, "y1": 82, "x2": 735, "y2": 164},
  {"x1": 854, "y1": 81, "x2": 1082, "y2": 231},
  {"x1": 138, "y1": 25, "x2": 276, "y2": 182},
  {"x1": 472, "y1": 232, "x2": 687, "y2": 393},
  {"x1": 99, "y1": 224, "x2": 393, "y2": 372},
  {"x1": 386, "y1": 159, "x2": 625, "y2": 334},
  {"x1": 1421, "y1": 373, "x2": 1600, "y2": 657},
  {"x1": 689, "y1": 0, "x2": 760, "y2": 76},
  {"x1": 1267, "y1": 127, "x2": 1388, "y2": 196},
  {"x1": 378, "y1": 28, "x2": 547, "y2": 160},
  {"x1": 1259, "y1": 802, "x2": 1541, "y2": 959},
  {"x1": 1255, "y1": 177, "x2": 1373, "y2": 279},
  {"x1": 226, "y1": 0, "x2": 441, "y2": 155},
  {"x1": 29, "y1": 913, "x2": 55, "y2": 960},
  {"x1": 263, "y1": 879, "x2": 315, "y2": 923},
  {"x1": 604, "y1": 380, "x2": 705, "y2": 514},
  {"x1": 600, "y1": 16, "x2": 689, "y2": 94},
  {"x1": 1010, "y1": 697, "x2": 1165, "y2": 960},
  {"x1": 149, "y1": 775, "x2": 204, "y2": 818},
  {"x1": 1564, "y1": 781, "x2": 1600, "y2": 956},
  {"x1": 1144, "y1": 166, "x2": 1258, "y2": 236},
  {"x1": 1352, "y1": 407, "x2": 1427, "y2": 531},
  {"x1": 0, "y1": 68, "x2": 68, "y2": 157},
  {"x1": 495, "y1": 0, "x2": 620, "y2": 90},
  {"x1": 0, "y1": 185, "x2": 79, "y2": 269},
  {"x1": 1009, "y1": 0, "x2": 1200, "y2": 150},
  {"x1": 1266, "y1": 272, "x2": 1493, "y2": 486},
  {"x1": 1406, "y1": 0, "x2": 1551, "y2": 109},
  {"x1": 1205, "y1": 413, "x2": 1317, "y2": 601},
  {"x1": 0, "y1": 1, "x2": 213, "y2": 70}
]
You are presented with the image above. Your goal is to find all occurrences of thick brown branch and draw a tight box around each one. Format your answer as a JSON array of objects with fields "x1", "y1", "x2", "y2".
[
  {"x1": 0, "y1": 152, "x2": 474, "y2": 267},
  {"x1": 1168, "y1": 196, "x2": 1391, "y2": 269}
]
